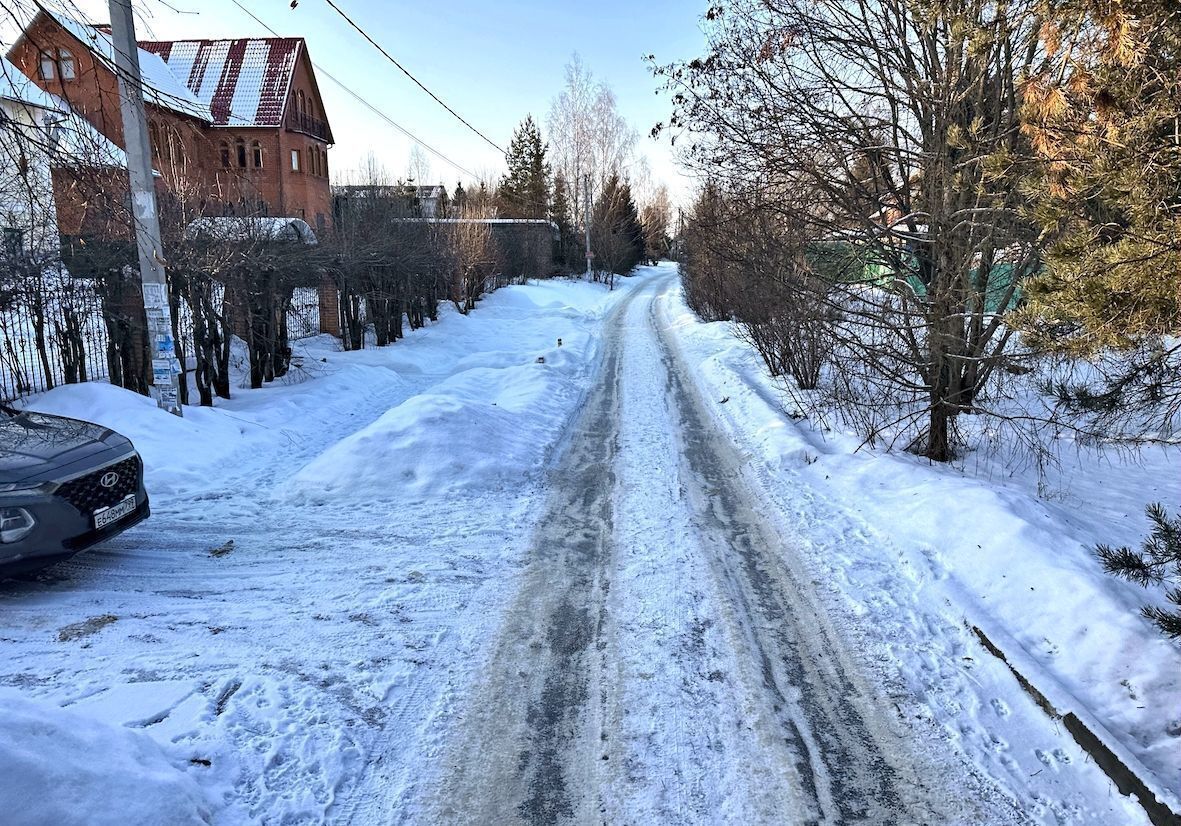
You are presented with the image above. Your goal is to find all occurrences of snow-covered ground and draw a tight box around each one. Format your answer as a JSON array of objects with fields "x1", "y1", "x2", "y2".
[
  {"x1": 0, "y1": 277, "x2": 634, "y2": 825},
  {"x1": 0, "y1": 263, "x2": 1175, "y2": 824},
  {"x1": 663, "y1": 274, "x2": 1181, "y2": 818}
]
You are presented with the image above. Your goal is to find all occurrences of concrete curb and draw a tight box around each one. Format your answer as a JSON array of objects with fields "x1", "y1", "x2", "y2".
[{"x1": 971, "y1": 625, "x2": 1181, "y2": 826}]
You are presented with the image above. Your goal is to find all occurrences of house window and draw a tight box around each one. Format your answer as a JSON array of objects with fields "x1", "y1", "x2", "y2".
[
  {"x1": 321, "y1": 150, "x2": 328, "y2": 178},
  {"x1": 39, "y1": 52, "x2": 55, "y2": 80},
  {"x1": 297, "y1": 90, "x2": 306, "y2": 121},
  {"x1": 236, "y1": 139, "x2": 247, "y2": 168},
  {"x1": 149, "y1": 122, "x2": 161, "y2": 158},
  {"x1": 291, "y1": 149, "x2": 301, "y2": 172},
  {"x1": 219, "y1": 141, "x2": 230, "y2": 168},
  {"x1": 58, "y1": 49, "x2": 75, "y2": 80},
  {"x1": 252, "y1": 141, "x2": 263, "y2": 169}
]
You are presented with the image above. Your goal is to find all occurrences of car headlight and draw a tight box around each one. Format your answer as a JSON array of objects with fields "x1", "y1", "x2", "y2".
[
  {"x1": 0, "y1": 481, "x2": 49, "y2": 495},
  {"x1": 0, "y1": 507, "x2": 35, "y2": 543}
]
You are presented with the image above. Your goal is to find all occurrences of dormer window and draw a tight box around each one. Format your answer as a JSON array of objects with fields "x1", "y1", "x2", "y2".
[
  {"x1": 39, "y1": 52, "x2": 55, "y2": 80},
  {"x1": 58, "y1": 49, "x2": 75, "y2": 80}
]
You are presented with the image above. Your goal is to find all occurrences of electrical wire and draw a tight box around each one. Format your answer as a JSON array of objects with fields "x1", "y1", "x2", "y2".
[
  {"x1": 319, "y1": 0, "x2": 505, "y2": 156},
  {"x1": 229, "y1": 0, "x2": 481, "y2": 181}
]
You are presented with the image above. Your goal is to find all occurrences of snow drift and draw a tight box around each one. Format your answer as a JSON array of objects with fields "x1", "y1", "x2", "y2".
[
  {"x1": 288, "y1": 348, "x2": 592, "y2": 501},
  {"x1": 0, "y1": 692, "x2": 209, "y2": 826}
]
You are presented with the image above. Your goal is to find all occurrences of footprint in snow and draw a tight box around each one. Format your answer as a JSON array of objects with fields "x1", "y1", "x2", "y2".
[
  {"x1": 989, "y1": 698, "x2": 1010, "y2": 718},
  {"x1": 1035, "y1": 749, "x2": 1060, "y2": 770}
]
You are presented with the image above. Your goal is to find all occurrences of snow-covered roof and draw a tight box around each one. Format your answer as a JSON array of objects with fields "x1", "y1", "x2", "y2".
[
  {"x1": 184, "y1": 217, "x2": 318, "y2": 245},
  {"x1": 0, "y1": 57, "x2": 64, "y2": 112},
  {"x1": 139, "y1": 38, "x2": 303, "y2": 128},
  {"x1": 0, "y1": 58, "x2": 126, "y2": 167},
  {"x1": 39, "y1": 7, "x2": 211, "y2": 123}
]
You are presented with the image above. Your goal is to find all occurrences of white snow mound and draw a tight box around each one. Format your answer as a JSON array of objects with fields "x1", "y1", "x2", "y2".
[
  {"x1": 0, "y1": 692, "x2": 209, "y2": 826},
  {"x1": 287, "y1": 355, "x2": 587, "y2": 501}
]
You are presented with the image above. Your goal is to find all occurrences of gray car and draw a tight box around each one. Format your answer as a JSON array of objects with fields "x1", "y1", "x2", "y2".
[{"x1": 0, "y1": 405, "x2": 149, "y2": 576}]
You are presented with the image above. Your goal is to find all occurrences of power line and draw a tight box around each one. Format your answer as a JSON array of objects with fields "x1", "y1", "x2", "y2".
[
  {"x1": 229, "y1": 0, "x2": 480, "y2": 181},
  {"x1": 319, "y1": 0, "x2": 506, "y2": 156}
]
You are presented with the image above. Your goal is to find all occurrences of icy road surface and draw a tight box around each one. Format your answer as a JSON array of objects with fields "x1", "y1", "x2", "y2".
[
  {"x1": 0, "y1": 265, "x2": 1152, "y2": 825},
  {"x1": 414, "y1": 276, "x2": 1012, "y2": 824}
]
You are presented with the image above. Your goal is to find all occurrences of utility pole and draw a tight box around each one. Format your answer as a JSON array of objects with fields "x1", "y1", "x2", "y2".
[
  {"x1": 583, "y1": 172, "x2": 592, "y2": 278},
  {"x1": 108, "y1": 0, "x2": 181, "y2": 416}
]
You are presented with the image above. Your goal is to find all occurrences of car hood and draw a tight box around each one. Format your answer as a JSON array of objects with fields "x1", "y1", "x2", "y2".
[{"x1": 0, "y1": 411, "x2": 132, "y2": 483}]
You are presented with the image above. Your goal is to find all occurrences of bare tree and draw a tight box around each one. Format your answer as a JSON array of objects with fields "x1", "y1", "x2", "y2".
[
  {"x1": 547, "y1": 55, "x2": 637, "y2": 259},
  {"x1": 444, "y1": 204, "x2": 497, "y2": 314},
  {"x1": 659, "y1": 0, "x2": 1048, "y2": 461}
]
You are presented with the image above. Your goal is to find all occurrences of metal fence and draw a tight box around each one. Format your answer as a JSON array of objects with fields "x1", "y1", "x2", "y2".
[{"x1": 0, "y1": 276, "x2": 323, "y2": 402}]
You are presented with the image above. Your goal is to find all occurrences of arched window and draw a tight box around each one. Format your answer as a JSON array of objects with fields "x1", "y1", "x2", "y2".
[
  {"x1": 58, "y1": 49, "x2": 75, "y2": 80},
  {"x1": 219, "y1": 141, "x2": 230, "y2": 168},
  {"x1": 321, "y1": 150, "x2": 328, "y2": 178},
  {"x1": 38, "y1": 52, "x2": 55, "y2": 80},
  {"x1": 235, "y1": 138, "x2": 247, "y2": 168},
  {"x1": 311, "y1": 146, "x2": 319, "y2": 176},
  {"x1": 297, "y1": 90, "x2": 306, "y2": 121},
  {"x1": 252, "y1": 140, "x2": 263, "y2": 169}
]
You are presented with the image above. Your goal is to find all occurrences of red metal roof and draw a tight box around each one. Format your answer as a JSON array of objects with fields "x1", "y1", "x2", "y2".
[{"x1": 139, "y1": 38, "x2": 304, "y2": 129}]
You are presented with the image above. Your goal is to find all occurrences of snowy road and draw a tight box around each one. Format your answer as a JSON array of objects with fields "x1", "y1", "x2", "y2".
[
  {"x1": 412, "y1": 274, "x2": 1022, "y2": 824},
  {"x1": 1, "y1": 265, "x2": 1156, "y2": 825}
]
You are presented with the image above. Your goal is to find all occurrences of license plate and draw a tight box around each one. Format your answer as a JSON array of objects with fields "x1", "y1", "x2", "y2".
[{"x1": 94, "y1": 494, "x2": 137, "y2": 530}]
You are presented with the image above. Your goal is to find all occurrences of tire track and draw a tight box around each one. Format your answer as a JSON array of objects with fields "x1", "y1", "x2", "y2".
[{"x1": 416, "y1": 281, "x2": 652, "y2": 825}]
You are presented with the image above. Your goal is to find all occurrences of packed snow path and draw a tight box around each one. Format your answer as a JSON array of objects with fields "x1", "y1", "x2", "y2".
[{"x1": 412, "y1": 274, "x2": 1016, "y2": 824}]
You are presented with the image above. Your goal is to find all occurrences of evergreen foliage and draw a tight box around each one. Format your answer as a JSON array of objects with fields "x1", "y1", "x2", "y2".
[
  {"x1": 499, "y1": 116, "x2": 551, "y2": 219},
  {"x1": 1097, "y1": 504, "x2": 1181, "y2": 640},
  {"x1": 550, "y1": 173, "x2": 577, "y2": 268},
  {"x1": 1019, "y1": 0, "x2": 1181, "y2": 354},
  {"x1": 591, "y1": 173, "x2": 644, "y2": 277}
]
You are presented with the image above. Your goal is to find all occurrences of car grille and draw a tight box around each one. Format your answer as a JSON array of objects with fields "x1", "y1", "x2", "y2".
[{"x1": 56, "y1": 455, "x2": 142, "y2": 513}]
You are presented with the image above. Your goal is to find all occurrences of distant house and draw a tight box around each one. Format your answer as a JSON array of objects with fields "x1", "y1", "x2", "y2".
[
  {"x1": 412, "y1": 185, "x2": 447, "y2": 218},
  {"x1": 6, "y1": 3, "x2": 335, "y2": 232}
]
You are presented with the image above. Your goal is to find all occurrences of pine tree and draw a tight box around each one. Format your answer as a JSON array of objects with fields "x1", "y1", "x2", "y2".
[
  {"x1": 1097, "y1": 504, "x2": 1181, "y2": 640},
  {"x1": 1019, "y1": 0, "x2": 1181, "y2": 354},
  {"x1": 551, "y1": 173, "x2": 574, "y2": 267},
  {"x1": 499, "y1": 116, "x2": 551, "y2": 219},
  {"x1": 592, "y1": 173, "x2": 645, "y2": 279}
]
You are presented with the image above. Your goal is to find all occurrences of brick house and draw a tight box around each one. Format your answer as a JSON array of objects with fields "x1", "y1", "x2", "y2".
[
  {"x1": 7, "y1": 4, "x2": 334, "y2": 233},
  {"x1": 139, "y1": 36, "x2": 335, "y2": 233}
]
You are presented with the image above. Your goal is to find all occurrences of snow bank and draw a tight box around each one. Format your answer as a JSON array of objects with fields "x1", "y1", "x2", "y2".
[
  {"x1": 0, "y1": 691, "x2": 209, "y2": 826},
  {"x1": 663, "y1": 280, "x2": 1181, "y2": 812},
  {"x1": 27, "y1": 381, "x2": 247, "y2": 495},
  {"x1": 288, "y1": 333, "x2": 598, "y2": 501}
]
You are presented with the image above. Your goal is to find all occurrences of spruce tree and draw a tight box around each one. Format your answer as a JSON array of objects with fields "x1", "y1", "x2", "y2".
[{"x1": 499, "y1": 116, "x2": 551, "y2": 219}]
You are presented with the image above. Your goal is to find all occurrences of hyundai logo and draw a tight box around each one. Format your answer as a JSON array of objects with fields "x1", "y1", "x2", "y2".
[{"x1": 99, "y1": 472, "x2": 120, "y2": 489}]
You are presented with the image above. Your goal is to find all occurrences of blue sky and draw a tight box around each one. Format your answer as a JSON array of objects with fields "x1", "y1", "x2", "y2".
[{"x1": 55, "y1": 0, "x2": 709, "y2": 202}]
